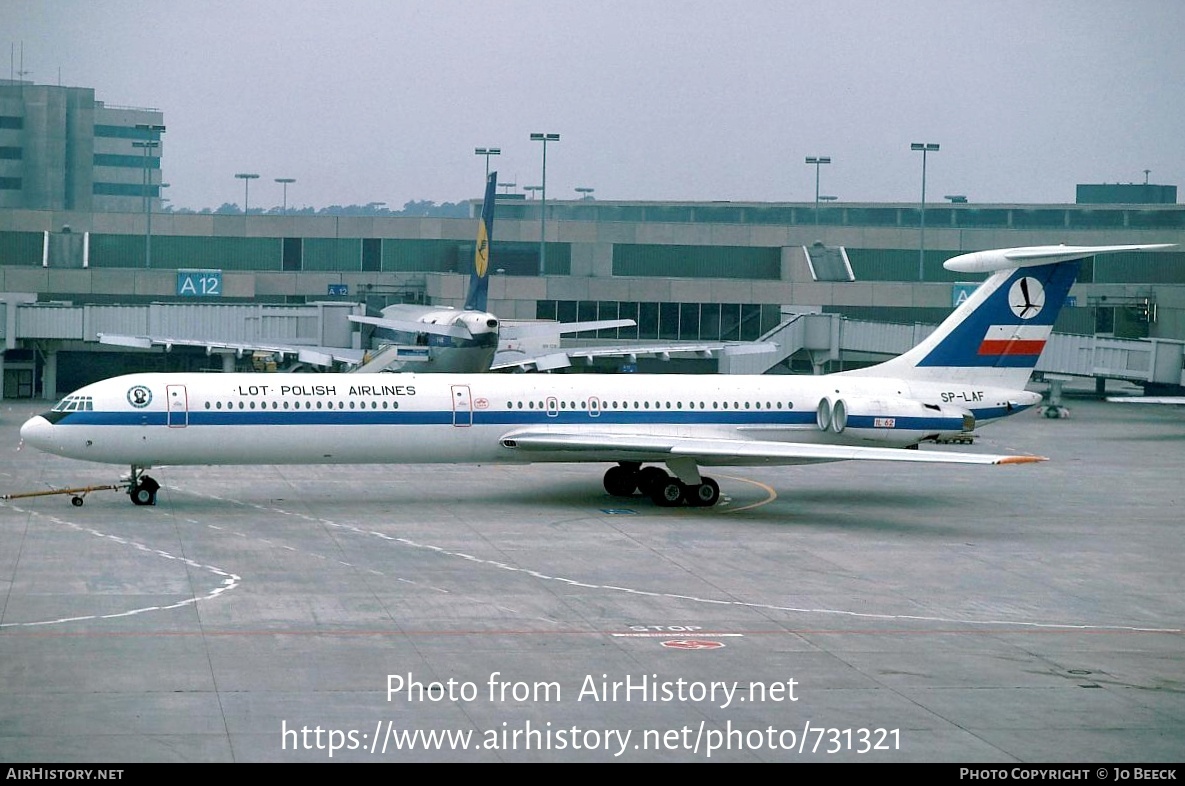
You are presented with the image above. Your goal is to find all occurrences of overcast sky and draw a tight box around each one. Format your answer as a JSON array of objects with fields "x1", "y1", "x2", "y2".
[{"x1": 6, "y1": 0, "x2": 1184, "y2": 211}]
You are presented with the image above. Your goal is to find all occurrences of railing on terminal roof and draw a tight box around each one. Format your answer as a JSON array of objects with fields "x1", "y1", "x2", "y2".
[{"x1": 95, "y1": 102, "x2": 162, "y2": 113}]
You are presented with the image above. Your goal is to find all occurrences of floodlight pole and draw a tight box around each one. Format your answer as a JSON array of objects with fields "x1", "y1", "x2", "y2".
[
  {"x1": 911, "y1": 142, "x2": 939, "y2": 281},
  {"x1": 475, "y1": 147, "x2": 501, "y2": 178},
  {"x1": 805, "y1": 156, "x2": 831, "y2": 226},
  {"x1": 134, "y1": 123, "x2": 165, "y2": 268},
  {"x1": 530, "y1": 133, "x2": 559, "y2": 275}
]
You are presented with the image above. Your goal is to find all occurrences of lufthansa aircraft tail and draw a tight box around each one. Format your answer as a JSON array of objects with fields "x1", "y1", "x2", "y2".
[
  {"x1": 463, "y1": 171, "x2": 498, "y2": 312},
  {"x1": 842, "y1": 244, "x2": 1175, "y2": 390}
]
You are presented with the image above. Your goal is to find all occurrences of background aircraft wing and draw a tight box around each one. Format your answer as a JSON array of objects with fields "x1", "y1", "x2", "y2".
[
  {"x1": 490, "y1": 341, "x2": 776, "y2": 372},
  {"x1": 498, "y1": 430, "x2": 1044, "y2": 465},
  {"x1": 97, "y1": 333, "x2": 365, "y2": 368},
  {"x1": 498, "y1": 319, "x2": 636, "y2": 339},
  {"x1": 1106, "y1": 396, "x2": 1185, "y2": 405}
]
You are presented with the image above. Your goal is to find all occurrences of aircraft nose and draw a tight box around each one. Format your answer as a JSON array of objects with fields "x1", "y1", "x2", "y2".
[{"x1": 19, "y1": 415, "x2": 54, "y2": 451}]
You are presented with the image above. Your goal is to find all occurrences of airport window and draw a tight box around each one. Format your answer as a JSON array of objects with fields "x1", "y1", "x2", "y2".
[
  {"x1": 659, "y1": 303, "x2": 679, "y2": 339},
  {"x1": 0, "y1": 116, "x2": 23, "y2": 130},
  {"x1": 282, "y1": 237, "x2": 302, "y2": 271},
  {"x1": 93, "y1": 182, "x2": 155, "y2": 198},
  {"x1": 638, "y1": 303, "x2": 659, "y2": 339},
  {"x1": 94, "y1": 124, "x2": 160, "y2": 140},
  {"x1": 0, "y1": 177, "x2": 21, "y2": 191},
  {"x1": 94, "y1": 153, "x2": 158, "y2": 169},
  {"x1": 0, "y1": 147, "x2": 22, "y2": 160},
  {"x1": 362, "y1": 238, "x2": 382, "y2": 272}
]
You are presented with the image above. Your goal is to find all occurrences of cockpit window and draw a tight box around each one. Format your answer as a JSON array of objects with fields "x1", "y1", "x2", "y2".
[{"x1": 51, "y1": 396, "x2": 93, "y2": 412}]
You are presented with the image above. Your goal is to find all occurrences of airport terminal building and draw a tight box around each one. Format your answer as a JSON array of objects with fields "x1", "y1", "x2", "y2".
[{"x1": 1, "y1": 81, "x2": 1183, "y2": 398}]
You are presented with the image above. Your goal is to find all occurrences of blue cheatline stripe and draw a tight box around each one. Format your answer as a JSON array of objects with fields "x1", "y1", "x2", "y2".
[
  {"x1": 51, "y1": 409, "x2": 816, "y2": 428},
  {"x1": 44, "y1": 408, "x2": 1004, "y2": 430}
]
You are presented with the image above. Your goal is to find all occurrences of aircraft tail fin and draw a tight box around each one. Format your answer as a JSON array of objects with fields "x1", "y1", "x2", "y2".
[
  {"x1": 842, "y1": 244, "x2": 1175, "y2": 390},
  {"x1": 463, "y1": 171, "x2": 497, "y2": 312}
]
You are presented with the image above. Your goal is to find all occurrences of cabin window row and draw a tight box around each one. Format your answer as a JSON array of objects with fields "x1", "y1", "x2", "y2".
[{"x1": 203, "y1": 400, "x2": 400, "y2": 410}]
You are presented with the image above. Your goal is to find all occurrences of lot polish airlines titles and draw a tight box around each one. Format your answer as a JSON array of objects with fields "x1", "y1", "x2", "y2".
[{"x1": 234, "y1": 384, "x2": 417, "y2": 397}]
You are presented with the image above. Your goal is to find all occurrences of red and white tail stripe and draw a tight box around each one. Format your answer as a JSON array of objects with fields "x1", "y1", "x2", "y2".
[{"x1": 978, "y1": 324, "x2": 1052, "y2": 357}]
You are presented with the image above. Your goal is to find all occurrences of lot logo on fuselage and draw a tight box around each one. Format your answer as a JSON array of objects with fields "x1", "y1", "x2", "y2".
[
  {"x1": 127, "y1": 385, "x2": 152, "y2": 408},
  {"x1": 1008, "y1": 277, "x2": 1045, "y2": 320}
]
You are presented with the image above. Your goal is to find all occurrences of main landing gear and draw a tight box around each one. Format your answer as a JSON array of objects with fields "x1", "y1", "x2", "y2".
[
  {"x1": 603, "y1": 462, "x2": 722, "y2": 508},
  {"x1": 126, "y1": 466, "x2": 160, "y2": 506}
]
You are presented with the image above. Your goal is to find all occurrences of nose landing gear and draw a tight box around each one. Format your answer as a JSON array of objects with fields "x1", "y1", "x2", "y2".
[{"x1": 127, "y1": 466, "x2": 160, "y2": 506}]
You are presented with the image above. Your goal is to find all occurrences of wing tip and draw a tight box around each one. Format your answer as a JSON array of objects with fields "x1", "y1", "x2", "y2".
[{"x1": 996, "y1": 454, "x2": 1048, "y2": 465}]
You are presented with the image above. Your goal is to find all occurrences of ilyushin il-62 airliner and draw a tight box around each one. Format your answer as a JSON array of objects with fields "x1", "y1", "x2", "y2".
[{"x1": 16, "y1": 243, "x2": 1173, "y2": 508}]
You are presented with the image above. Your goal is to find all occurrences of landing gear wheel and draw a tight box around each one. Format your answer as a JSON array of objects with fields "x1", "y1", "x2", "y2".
[
  {"x1": 71, "y1": 496, "x2": 84, "y2": 507},
  {"x1": 650, "y1": 479, "x2": 686, "y2": 507},
  {"x1": 603, "y1": 465, "x2": 639, "y2": 497},
  {"x1": 687, "y1": 477, "x2": 720, "y2": 507},
  {"x1": 637, "y1": 466, "x2": 669, "y2": 495},
  {"x1": 128, "y1": 475, "x2": 160, "y2": 507}
]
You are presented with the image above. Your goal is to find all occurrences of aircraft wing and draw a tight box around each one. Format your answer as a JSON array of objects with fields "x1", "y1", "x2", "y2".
[
  {"x1": 97, "y1": 333, "x2": 366, "y2": 368},
  {"x1": 499, "y1": 431, "x2": 1045, "y2": 465},
  {"x1": 1106, "y1": 396, "x2": 1185, "y2": 405},
  {"x1": 490, "y1": 341, "x2": 776, "y2": 372},
  {"x1": 499, "y1": 319, "x2": 637, "y2": 339}
]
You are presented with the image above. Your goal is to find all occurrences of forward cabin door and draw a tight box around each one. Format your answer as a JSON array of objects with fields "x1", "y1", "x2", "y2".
[
  {"x1": 451, "y1": 385, "x2": 473, "y2": 427},
  {"x1": 166, "y1": 384, "x2": 189, "y2": 428}
]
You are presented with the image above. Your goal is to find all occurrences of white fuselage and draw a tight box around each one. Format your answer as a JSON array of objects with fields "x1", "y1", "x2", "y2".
[{"x1": 20, "y1": 371, "x2": 1036, "y2": 469}]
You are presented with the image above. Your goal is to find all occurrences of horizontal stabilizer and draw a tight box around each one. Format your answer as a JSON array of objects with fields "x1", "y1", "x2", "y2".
[
  {"x1": 349, "y1": 314, "x2": 473, "y2": 340},
  {"x1": 945, "y1": 244, "x2": 1176, "y2": 273}
]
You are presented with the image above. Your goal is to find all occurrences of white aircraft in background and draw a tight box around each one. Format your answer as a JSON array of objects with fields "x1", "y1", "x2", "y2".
[
  {"x1": 100, "y1": 171, "x2": 757, "y2": 373},
  {"x1": 17, "y1": 243, "x2": 1173, "y2": 508},
  {"x1": 346, "y1": 171, "x2": 641, "y2": 372}
]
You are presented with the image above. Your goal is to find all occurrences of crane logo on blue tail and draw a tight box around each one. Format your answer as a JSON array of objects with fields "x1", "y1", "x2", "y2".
[
  {"x1": 1009, "y1": 277, "x2": 1045, "y2": 319},
  {"x1": 919, "y1": 261, "x2": 1077, "y2": 369},
  {"x1": 463, "y1": 171, "x2": 498, "y2": 312}
]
